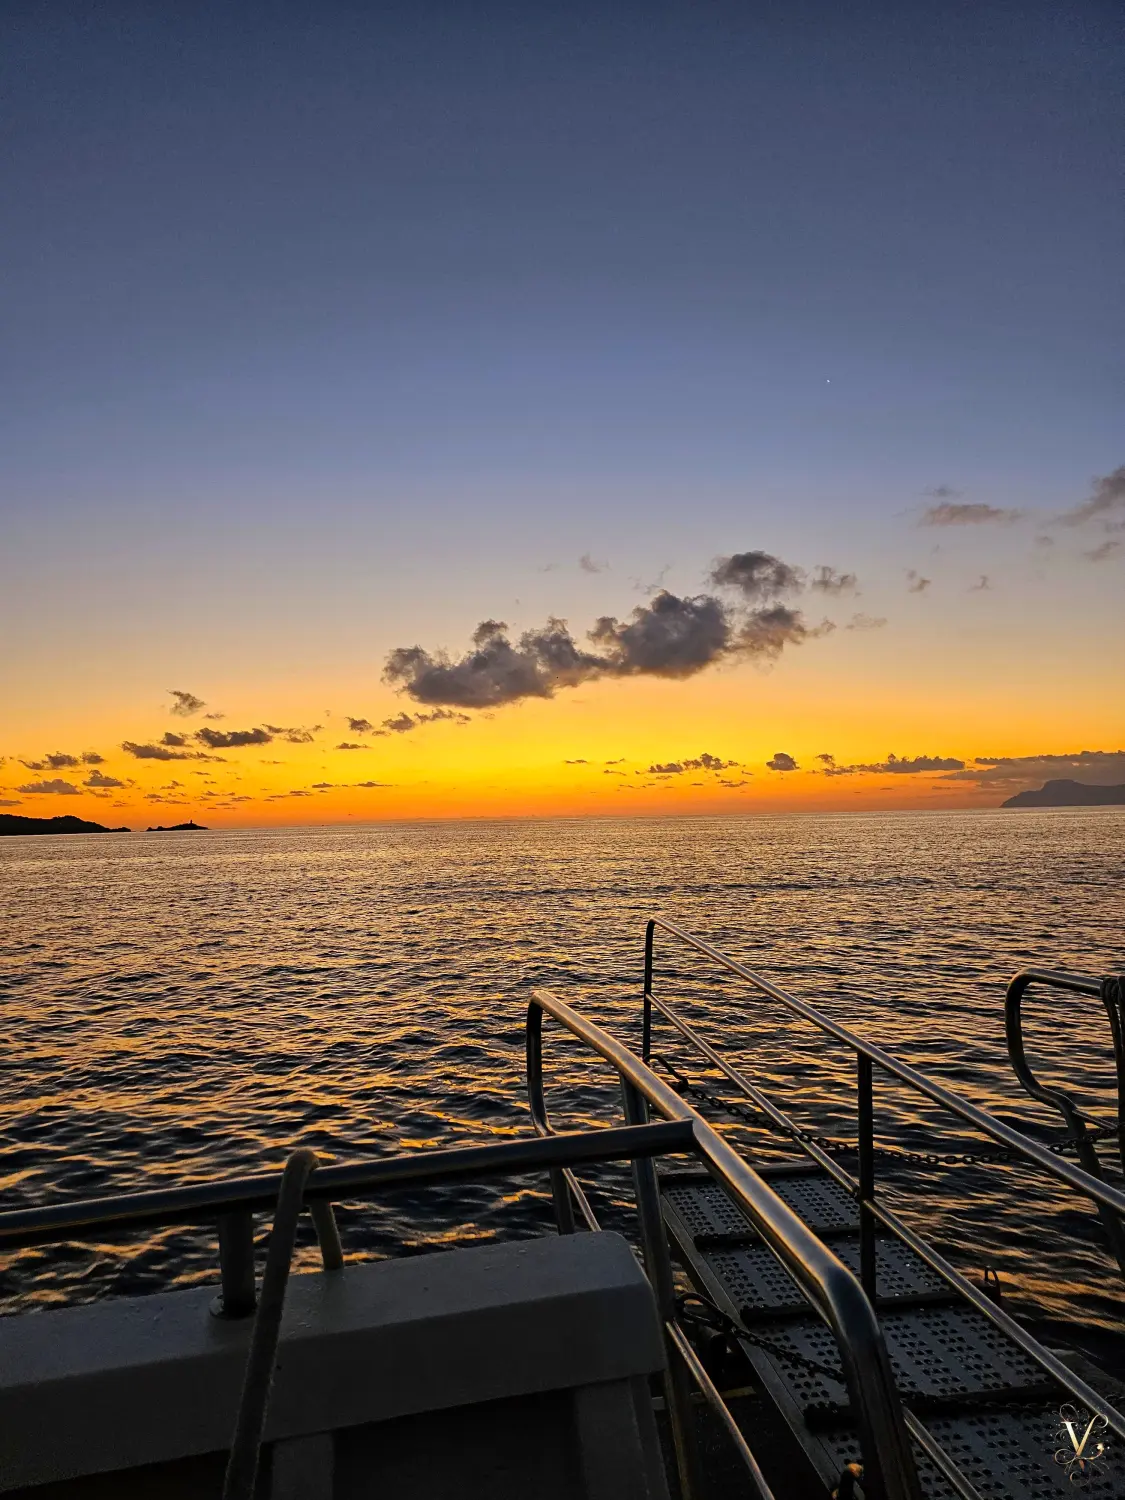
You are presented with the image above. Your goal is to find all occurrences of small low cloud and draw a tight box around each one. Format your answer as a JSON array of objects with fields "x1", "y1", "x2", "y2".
[
  {"x1": 21, "y1": 751, "x2": 83, "y2": 771},
  {"x1": 921, "y1": 501, "x2": 1021, "y2": 526},
  {"x1": 346, "y1": 717, "x2": 375, "y2": 734},
  {"x1": 1058, "y1": 465, "x2": 1125, "y2": 527},
  {"x1": 579, "y1": 553, "x2": 607, "y2": 574},
  {"x1": 766, "y1": 752, "x2": 798, "y2": 772},
  {"x1": 122, "y1": 740, "x2": 223, "y2": 763},
  {"x1": 969, "y1": 574, "x2": 990, "y2": 591},
  {"x1": 336, "y1": 742, "x2": 364, "y2": 750},
  {"x1": 821, "y1": 752, "x2": 965, "y2": 776},
  {"x1": 845, "y1": 613, "x2": 887, "y2": 631},
  {"x1": 564, "y1": 758, "x2": 588, "y2": 765},
  {"x1": 0, "y1": 798, "x2": 23, "y2": 806},
  {"x1": 354, "y1": 780, "x2": 393, "y2": 788},
  {"x1": 924, "y1": 485, "x2": 962, "y2": 500},
  {"x1": 264, "y1": 724, "x2": 320, "y2": 744},
  {"x1": 906, "y1": 570, "x2": 931, "y2": 593},
  {"x1": 17, "y1": 778, "x2": 81, "y2": 795},
  {"x1": 169, "y1": 690, "x2": 206, "y2": 717},
  {"x1": 1085, "y1": 540, "x2": 1121, "y2": 563},
  {"x1": 85, "y1": 770, "x2": 124, "y2": 788},
  {"x1": 196, "y1": 726, "x2": 273, "y2": 749}
]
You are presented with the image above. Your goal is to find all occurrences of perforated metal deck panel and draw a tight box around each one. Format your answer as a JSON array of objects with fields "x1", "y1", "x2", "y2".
[{"x1": 660, "y1": 1165, "x2": 1111, "y2": 1498}]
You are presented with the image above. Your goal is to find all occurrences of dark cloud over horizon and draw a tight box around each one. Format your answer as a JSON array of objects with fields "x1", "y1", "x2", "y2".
[
  {"x1": 766, "y1": 752, "x2": 798, "y2": 771},
  {"x1": 385, "y1": 552, "x2": 846, "y2": 711}
]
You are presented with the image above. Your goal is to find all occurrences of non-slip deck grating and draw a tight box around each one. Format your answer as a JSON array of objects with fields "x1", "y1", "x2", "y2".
[{"x1": 661, "y1": 1165, "x2": 1085, "y2": 1498}]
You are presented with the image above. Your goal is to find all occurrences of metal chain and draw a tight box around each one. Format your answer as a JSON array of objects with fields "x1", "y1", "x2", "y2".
[{"x1": 653, "y1": 1055, "x2": 1122, "y2": 1169}]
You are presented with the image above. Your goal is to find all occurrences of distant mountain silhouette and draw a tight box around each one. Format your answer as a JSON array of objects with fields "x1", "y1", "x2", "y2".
[
  {"x1": 146, "y1": 821, "x2": 208, "y2": 831},
  {"x1": 1002, "y1": 779, "x2": 1125, "y2": 808},
  {"x1": 0, "y1": 813, "x2": 130, "y2": 835}
]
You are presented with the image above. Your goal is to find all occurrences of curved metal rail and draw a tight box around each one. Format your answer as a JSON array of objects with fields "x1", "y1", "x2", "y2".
[
  {"x1": 528, "y1": 988, "x2": 923, "y2": 1500},
  {"x1": 1006, "y1": 967, "x2": 1125, "y2": 1277}
]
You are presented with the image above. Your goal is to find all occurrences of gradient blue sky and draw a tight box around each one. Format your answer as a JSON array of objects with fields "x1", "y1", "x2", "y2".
[{"x1": 2, "y1": 3, "x2": 1122, "y2": 821}]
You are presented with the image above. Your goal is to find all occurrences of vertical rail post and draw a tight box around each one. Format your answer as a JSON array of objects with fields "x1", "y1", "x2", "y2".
[
  {"x1": 525, "y1": 1000, "x2": 578, "y2": 1233},
  {"x1": 642, "y1": 919, "x2": 655, "y2": 1063},
  {"x1": 621, "y1": 1075, "x2": 700, "y2": 1500},
  {"x1": 857, "y1": 1052, "x2": 877, "y2": 1306},
  {"x1": 309, "y1": 1199, "x2": 345, "y2": 1271},
  {"x1": 213, "y1": 1209, "x2": 257, "y2": 1319}
]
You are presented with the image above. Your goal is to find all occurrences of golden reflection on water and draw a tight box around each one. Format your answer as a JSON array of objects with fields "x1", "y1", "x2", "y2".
[{"x1": 0, "y1": 809, "x2": 1122, "y2": 1332}]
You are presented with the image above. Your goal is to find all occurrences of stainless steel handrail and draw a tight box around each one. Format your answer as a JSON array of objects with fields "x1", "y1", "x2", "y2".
[
  {"x1": 646, "y1": 983, "x2": 1125, "y2": 1447},
  {"x1": 645, "y1": 917, "x2": 1125, "y2": 1218},
  {"x1": 529, "y1": 988, "x2": 923, "y2": 1500},
  {"x1": 1005, "y1": 968, "x2": 1125, "y2": 1277}
]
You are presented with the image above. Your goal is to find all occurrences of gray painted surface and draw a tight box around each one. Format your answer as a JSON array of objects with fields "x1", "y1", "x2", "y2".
[{"x1": 0, "y1": 1232, "x2": 669, "y2": 1498}]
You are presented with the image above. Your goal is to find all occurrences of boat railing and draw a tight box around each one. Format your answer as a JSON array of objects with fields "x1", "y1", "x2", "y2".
[
  {"x1": 636, "y1": 916, "x2": 1125, "y2": 1450},
  {"x1": 527, "y1": 987, "x2": 923, "y2": 1500},
  {"x1": 1005, "y1": 966, "x2": 1125, "y2": 1274}
]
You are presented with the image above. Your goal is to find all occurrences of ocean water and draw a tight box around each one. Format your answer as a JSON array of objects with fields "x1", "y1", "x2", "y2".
[{"x1": 2, "y1": 809, "x2": 1123, "y2": 1336}]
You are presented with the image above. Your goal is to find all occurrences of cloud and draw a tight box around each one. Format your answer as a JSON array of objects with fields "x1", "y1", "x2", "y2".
[
  {"x1": 603, "y1": 758, "x2": 624, "y2": 765},
  {"x1": 169, "y1": 690, "x2": 206, "y2": 717},
  {"x1": 906, "y1": 571, "x2": 931, "y2": 593},
  {"x1": 347, "y1": 717, "x2": 375, "y2": 734},
  {"x1": 564, "y1": 758, "x2": 588, "y2": 765},
  {"x1": 336, "y1": 742, "x2": 364, "y2": 750},
  {"x1": 1085, "y1": 540, "x2": 1121, "y2": 563},
  {"x1": 969, "y1": 575, "x2": 990, "y2": 591},
  {"x1": 641, "y1": 751, "x2": 739, "y2": 776},
  {"x1": 717, "y1": 778, "x2": 750, "y2": 788},
  {"x1": 710, "y1": 551, "x2": 804, "y2": 601},
  {"x1": 579, "y1": 553, "x2": 607, "y2": 574},
  {"x1": 944, "y1": 749, "x2": 1125, "y2": 787},
  {"x1": 856, "y1": 753, "x2": 966, "y2": 774},
  {"x1": 766, "y1": 752, "x2": 798, "y2": 772},
  {"x1": 921, "y1": 501, "x2": 1021, "y2": 526},
  {"x1": 264, "y1": 724, "x2": 320, "y2": 744},
  {"x1": 591, "y1": 592, "x2": 732, "y2": 676},
  {"x1": 924, "y1": 485, "x2": 963, "y2": 500},
  {"x1": 17, "y1": 778, "x2": 81, "y2": 795},
  {"x1": 85, "y1": 770, "x2": 124, "y2": 788},
  {"x1": 312, "y1": 782, "x2": 334, "y2": 789},
  {"x1": 196, "y1": 727, "x2": 273, "y2": 749},
  {"x1": 21, "y1": 751, "x2": 81, "y2": 770},
  {"x1": 738, "y1": 604, "x2": 831, "y2": 658},
  {"x1": 81, "y1": 751, "x2": 104, "y2": 765},
  {"x1": 0, "y1": 799, "x2": 22, "y2": 806},
  {"x1": 162, "y1": 732, "x2": 190, "y2": 747},
  {"x1": 122, "y1": 740, "x2": 222, "y2": 762},
  {"x1": 683, "y1": 752, "x2": 738, "y2": 771},
  {"x1": 845, "y1": 613, "x2": 887, "y2": 631},
  {"x1": 1058, "y1": 465, "x2": 1125, "y2": 527},
  {"x1": 809, "y1": 566, "x2": 858, "y2": 595},
  {"x1": 354, "y1": 780, "x2": 393, "y2": 788},
  {"x1": 386, "y1": 616, "x2": 606, "y2": 708},
  {"x1": 385, "y1": 557, "x2": 839, "y2": 711}
]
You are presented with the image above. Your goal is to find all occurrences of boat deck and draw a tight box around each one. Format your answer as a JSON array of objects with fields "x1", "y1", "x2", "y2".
[{"x1": 661, "y1": 1159, "x2": 1116, "y2": 1498}]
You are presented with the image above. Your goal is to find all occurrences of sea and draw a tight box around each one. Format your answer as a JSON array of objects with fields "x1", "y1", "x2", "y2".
[{"x1": 2, "y1": 808, "x2": 1123, "y2": 1339}]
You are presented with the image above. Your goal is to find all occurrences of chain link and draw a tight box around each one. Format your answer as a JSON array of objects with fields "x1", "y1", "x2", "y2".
[{"x1": 653, "y1": 1055, "x2": 1122, "y2": 1169}]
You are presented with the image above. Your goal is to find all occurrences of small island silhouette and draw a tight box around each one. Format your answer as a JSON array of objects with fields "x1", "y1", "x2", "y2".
[
  {"x1": 146, "y1": 821, "x2": 208, "y2": 832},
  {"x1": 0, "y1": 813, "x2": 130, "y2": 836},
  {"x1": 1002, "y1": 779, "x2": 1125, "y2": 808}
]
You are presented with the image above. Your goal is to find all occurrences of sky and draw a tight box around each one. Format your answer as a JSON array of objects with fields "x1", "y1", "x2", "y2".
[{"x1": 1, "y1": 3, "x2": 1122, "y2": 826}]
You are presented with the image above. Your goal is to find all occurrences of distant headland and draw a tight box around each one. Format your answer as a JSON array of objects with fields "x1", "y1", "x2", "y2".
[
  {"x1": 146, "y1": 822, "x2": 208, "y2": 832},
  {"x1": 1002, "y1": 780, "x2": 1125, "y2": 809},
  {"x1": 0, "y1": 814, "x2": 130, "y2": 836}
]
